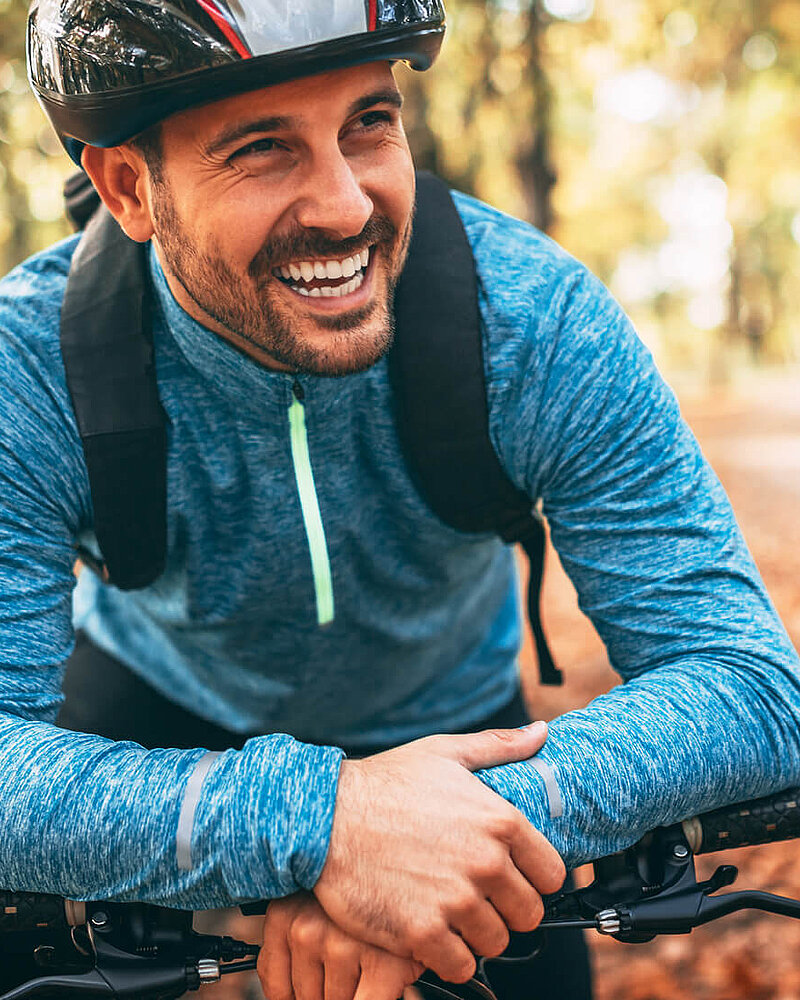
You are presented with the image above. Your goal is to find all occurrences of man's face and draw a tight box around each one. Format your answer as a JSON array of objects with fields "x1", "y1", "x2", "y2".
[{"x1": 144, "y1": 62, "x2": 415, "y2": 376}]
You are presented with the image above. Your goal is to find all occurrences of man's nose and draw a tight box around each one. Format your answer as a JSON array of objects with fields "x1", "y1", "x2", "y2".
[{"x1": 293, "y1": 149, "x2": 374, "y2": 239}]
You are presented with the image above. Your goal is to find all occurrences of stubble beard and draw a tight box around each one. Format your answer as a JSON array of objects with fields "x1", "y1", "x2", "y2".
[{"x1": 151, "y1": 181, "x2": 410, "y2": 377}]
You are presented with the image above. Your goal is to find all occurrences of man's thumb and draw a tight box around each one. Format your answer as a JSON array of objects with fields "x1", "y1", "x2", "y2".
[{"x1": 427, "y1": 721, "x2": 548, "y2": 771}]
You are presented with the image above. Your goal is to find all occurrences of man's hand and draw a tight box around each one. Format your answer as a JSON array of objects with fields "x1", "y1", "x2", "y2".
[
  {"x1": 259, "y1": 893, "x2": 423, "y2": 1000},
  {"x1": 313, "y1": 723, "x2": 564, "y2": 983}
]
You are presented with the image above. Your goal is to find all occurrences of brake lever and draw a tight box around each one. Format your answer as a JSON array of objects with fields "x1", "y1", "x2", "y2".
[
  {"x1": 0, "y1": 933, "x2": 195, "y2": 1000},
  {"x1": 537, "y1": 822, "x2": 800, "y2": 943},
  {"x1": 604, "y1": 881, "x2": 800, "y2": 938}
]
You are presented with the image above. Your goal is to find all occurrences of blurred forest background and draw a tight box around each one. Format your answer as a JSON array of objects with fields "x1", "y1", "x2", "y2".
[
  {"x1": 399, "y1": 0, "x2": 800, "y2": 390},
  {"x1": 2, "y1": 0, "x2": 800, "y2": 997}
]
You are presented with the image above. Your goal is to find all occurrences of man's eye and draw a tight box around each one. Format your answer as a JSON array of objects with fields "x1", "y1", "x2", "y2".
[
  {"x1": 230, "y1": 138, "x2": 279, "y2": 160},
  {"x1": 357, "y1": 110, "x2": 393, "y2": 130}
]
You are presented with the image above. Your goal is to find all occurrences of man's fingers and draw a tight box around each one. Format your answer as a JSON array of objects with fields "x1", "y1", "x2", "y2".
[
  {"x1": 508, "y1": 822, "x2": 566, "y2": 898},
  {"x1": 354, "y1": 954, "x2": 424, "y2": 1000},
  {"x1": 290, "y1": 953, "x2": 324, "y2": 1000},
  {"x1": 421, "y1": 723, "x2": 548, "y2": 772},
  {"x1": 451, "y1": 898, "x2": 510, "y2": 959},
  {"x1": 486, "y1": 862, "x2": 546, "y2": 934},
  {"x1": 289, "y1": 921, "x2": 325, "y2": 1000},
  {"x1": 352, "y1": 970, "x2": 400, "y2": 1000},
  {"x1": 258, "y1": 923, "x2": 294, "y2": 1000},
  {"x1": 322, "y1": 940, "x2": 361, "y2": 1000},
  {"x1": 412, "y1": 927, "x2": 476, "y2": 983}
]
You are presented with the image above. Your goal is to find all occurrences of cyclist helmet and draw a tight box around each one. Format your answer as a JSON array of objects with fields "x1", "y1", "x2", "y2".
[{"x1": 27, "y1": 0, "x2": 446, "y2": 163}]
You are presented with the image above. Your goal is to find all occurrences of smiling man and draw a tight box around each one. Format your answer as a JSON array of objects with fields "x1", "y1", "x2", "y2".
[{"x1": 1, "y1": 4, "x2": 800, "y2": 1000}]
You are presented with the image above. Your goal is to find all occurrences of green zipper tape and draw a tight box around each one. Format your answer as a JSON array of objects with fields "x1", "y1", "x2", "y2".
[{"x1": 289, "y1": 394, "x2": 335, "y2": 626}]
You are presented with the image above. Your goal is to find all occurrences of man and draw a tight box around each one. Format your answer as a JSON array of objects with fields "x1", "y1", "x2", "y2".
[{"x1": 1, "y1": 3, "x2": 798, "y2": 1000}]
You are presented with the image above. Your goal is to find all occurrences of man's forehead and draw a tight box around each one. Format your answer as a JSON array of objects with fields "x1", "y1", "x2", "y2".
[{"x1": 165, "y1": 61, "x2": 401, "y2": 147}]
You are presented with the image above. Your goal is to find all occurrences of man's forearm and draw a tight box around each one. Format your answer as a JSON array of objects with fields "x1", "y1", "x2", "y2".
[
  {"x1": 0, "y1": 713, "x2": 342, "y2": 906},
  {"x1": 478, "y1": 653, "x2": 800, "y2": 868},
  {"x1": 476, "y1": 253, "x2": 800, "y2": 868}
]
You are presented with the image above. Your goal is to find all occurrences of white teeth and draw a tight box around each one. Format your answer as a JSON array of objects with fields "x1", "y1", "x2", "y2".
[
  {"x1": 325, "y1": 259, "x2": 343, "y2": 279},
  {"x1": 290, "y1": 271, "x2": 366, "y2": 299},
  {"x1": 283, "y1": 249, "x2": 369, "y2": 285},
  {"x1": 290, "y1": 269, "x2": 366, "y2": 300}
]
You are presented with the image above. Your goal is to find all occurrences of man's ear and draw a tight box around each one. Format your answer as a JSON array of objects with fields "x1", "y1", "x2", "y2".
[{"x1": 81, "y1": 144, "x2": 155, "y2": 243}]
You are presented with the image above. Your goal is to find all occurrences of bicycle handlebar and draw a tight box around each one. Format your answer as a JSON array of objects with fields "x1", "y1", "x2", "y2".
[
  {"x1": 4, "y1": 785, "x2": 798, "y2": 934},
  {"x1": 0, "y1": 893, "x2": 72, "y2": 936},
  {"x1": 2, "y1": 785, "x2": 800, "y2": 1000},
  {"x1": 683, "y1": 785, "x2": 800, "y2": 854}
]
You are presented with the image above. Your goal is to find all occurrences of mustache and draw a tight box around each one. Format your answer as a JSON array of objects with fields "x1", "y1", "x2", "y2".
[{"x1": 248, "y1": 215, "x2": 398, "y2": 280}]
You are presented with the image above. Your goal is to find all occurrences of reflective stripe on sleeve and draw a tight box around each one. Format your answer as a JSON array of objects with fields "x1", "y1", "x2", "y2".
[
  {"x1": 176, "y1": 751, "x2": 222, "y2": 871},
  {"x1": 529, "y1": 758, "x2": 563, "y2": 819}
]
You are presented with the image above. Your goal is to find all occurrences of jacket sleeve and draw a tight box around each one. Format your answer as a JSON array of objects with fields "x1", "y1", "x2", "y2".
[
  {"x1": 477, "y1": 262, "x2": 800, "y2": 868},
  {"x1": 0, "y1": 258, "x2": 342, "y2": 907}
]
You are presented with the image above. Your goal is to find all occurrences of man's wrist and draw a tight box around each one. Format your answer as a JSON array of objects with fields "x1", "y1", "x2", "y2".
[
  {"x1": 191, "y1": 735, "x2": 345, "y2": 901},
  {"x1": 475, "y1": 755, "x2": 556, "y2": 832}
]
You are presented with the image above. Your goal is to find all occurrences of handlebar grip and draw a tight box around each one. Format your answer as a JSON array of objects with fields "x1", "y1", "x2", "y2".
[
  {"x1": 0, "y1": 892, "x2": 70, "y2": 934},
  {"x1": 685, "y1": 787, "x2": 800, "y2": 855}
]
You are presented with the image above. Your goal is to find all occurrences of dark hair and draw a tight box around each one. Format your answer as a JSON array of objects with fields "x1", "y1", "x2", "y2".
[{"x1": 129, "y1": 122, "x2": 164, "y2": 184}]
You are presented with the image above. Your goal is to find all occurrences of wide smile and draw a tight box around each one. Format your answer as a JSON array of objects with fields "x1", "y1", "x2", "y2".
[{"x1": 273, "y1": 247, "x2": 374, "y2": 306}]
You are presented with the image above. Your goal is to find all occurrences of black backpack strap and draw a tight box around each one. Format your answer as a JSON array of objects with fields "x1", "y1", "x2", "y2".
[
  {"x1": 514, "y1": 513, "x2": 562, "y2": 686},
  {"x1": 390, "y1": 171, "x2": 562, "y2": 685},
  {"x1": 63, "y1": 170, "x2": 102, "y2": 231},
  {"x1": 60, "y1": 205, "x2": 167, "y2": 590}
]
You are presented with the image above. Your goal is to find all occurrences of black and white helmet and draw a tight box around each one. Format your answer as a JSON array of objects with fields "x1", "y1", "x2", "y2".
[{"x1": 27, "y1": 0, "x2": 445, "y2": 162}]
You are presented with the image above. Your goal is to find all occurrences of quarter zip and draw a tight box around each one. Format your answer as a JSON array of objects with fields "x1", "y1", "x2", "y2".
[{"x1": 288, "y1": 380, "x2": 335, "y2": 626}]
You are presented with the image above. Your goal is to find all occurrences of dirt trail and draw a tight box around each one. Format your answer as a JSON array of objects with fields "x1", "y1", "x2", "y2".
[{"x1": 522, "y1": 367, "x2": 800, "y2": 1000}]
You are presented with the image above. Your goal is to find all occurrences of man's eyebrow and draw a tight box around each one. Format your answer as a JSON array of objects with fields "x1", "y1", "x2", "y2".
[
  {"x1": 202, "y1": 115, "x2": 296, "y2": 158},
  {"x1": 201, "y1": 89, "x2": 403, "y2": 158},
  {"x1": 345, "y1": 89, "x2": 404, "y2": 119}
]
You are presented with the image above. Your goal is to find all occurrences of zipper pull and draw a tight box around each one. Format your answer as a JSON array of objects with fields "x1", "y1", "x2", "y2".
[{"x1": 292, "y1": 379, "x2": 305, "y2": 403}]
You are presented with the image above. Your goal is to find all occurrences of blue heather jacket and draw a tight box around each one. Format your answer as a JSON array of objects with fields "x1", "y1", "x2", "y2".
[{"x1": 0, "y1": 191, "x2": 798, "y2": 907}]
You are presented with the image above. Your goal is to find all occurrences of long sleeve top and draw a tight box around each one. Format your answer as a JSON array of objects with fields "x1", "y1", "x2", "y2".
[{"x1": 0, "y1": 190, "x2": 797, "y2": 907}]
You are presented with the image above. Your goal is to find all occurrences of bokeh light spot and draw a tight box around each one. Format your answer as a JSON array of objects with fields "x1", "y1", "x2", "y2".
[
  {"x1": 742, "y1": 33, "x2": 778, "y2": 71},
  {"x1": 688, "y1": 293, "x2": 727, "y2": 330},
  {"x1": 543, "y1": 0, "x2": 594, "y2": 23},
  {"x1": 595, "y1": 68, "x2": 686, "y2": 124},
  {"x1": 0, "y1": 61, "x2": 16, "y2": 94},
  {"x1": 663, "y1": 10, "x2": 697, "y2": 47}
]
